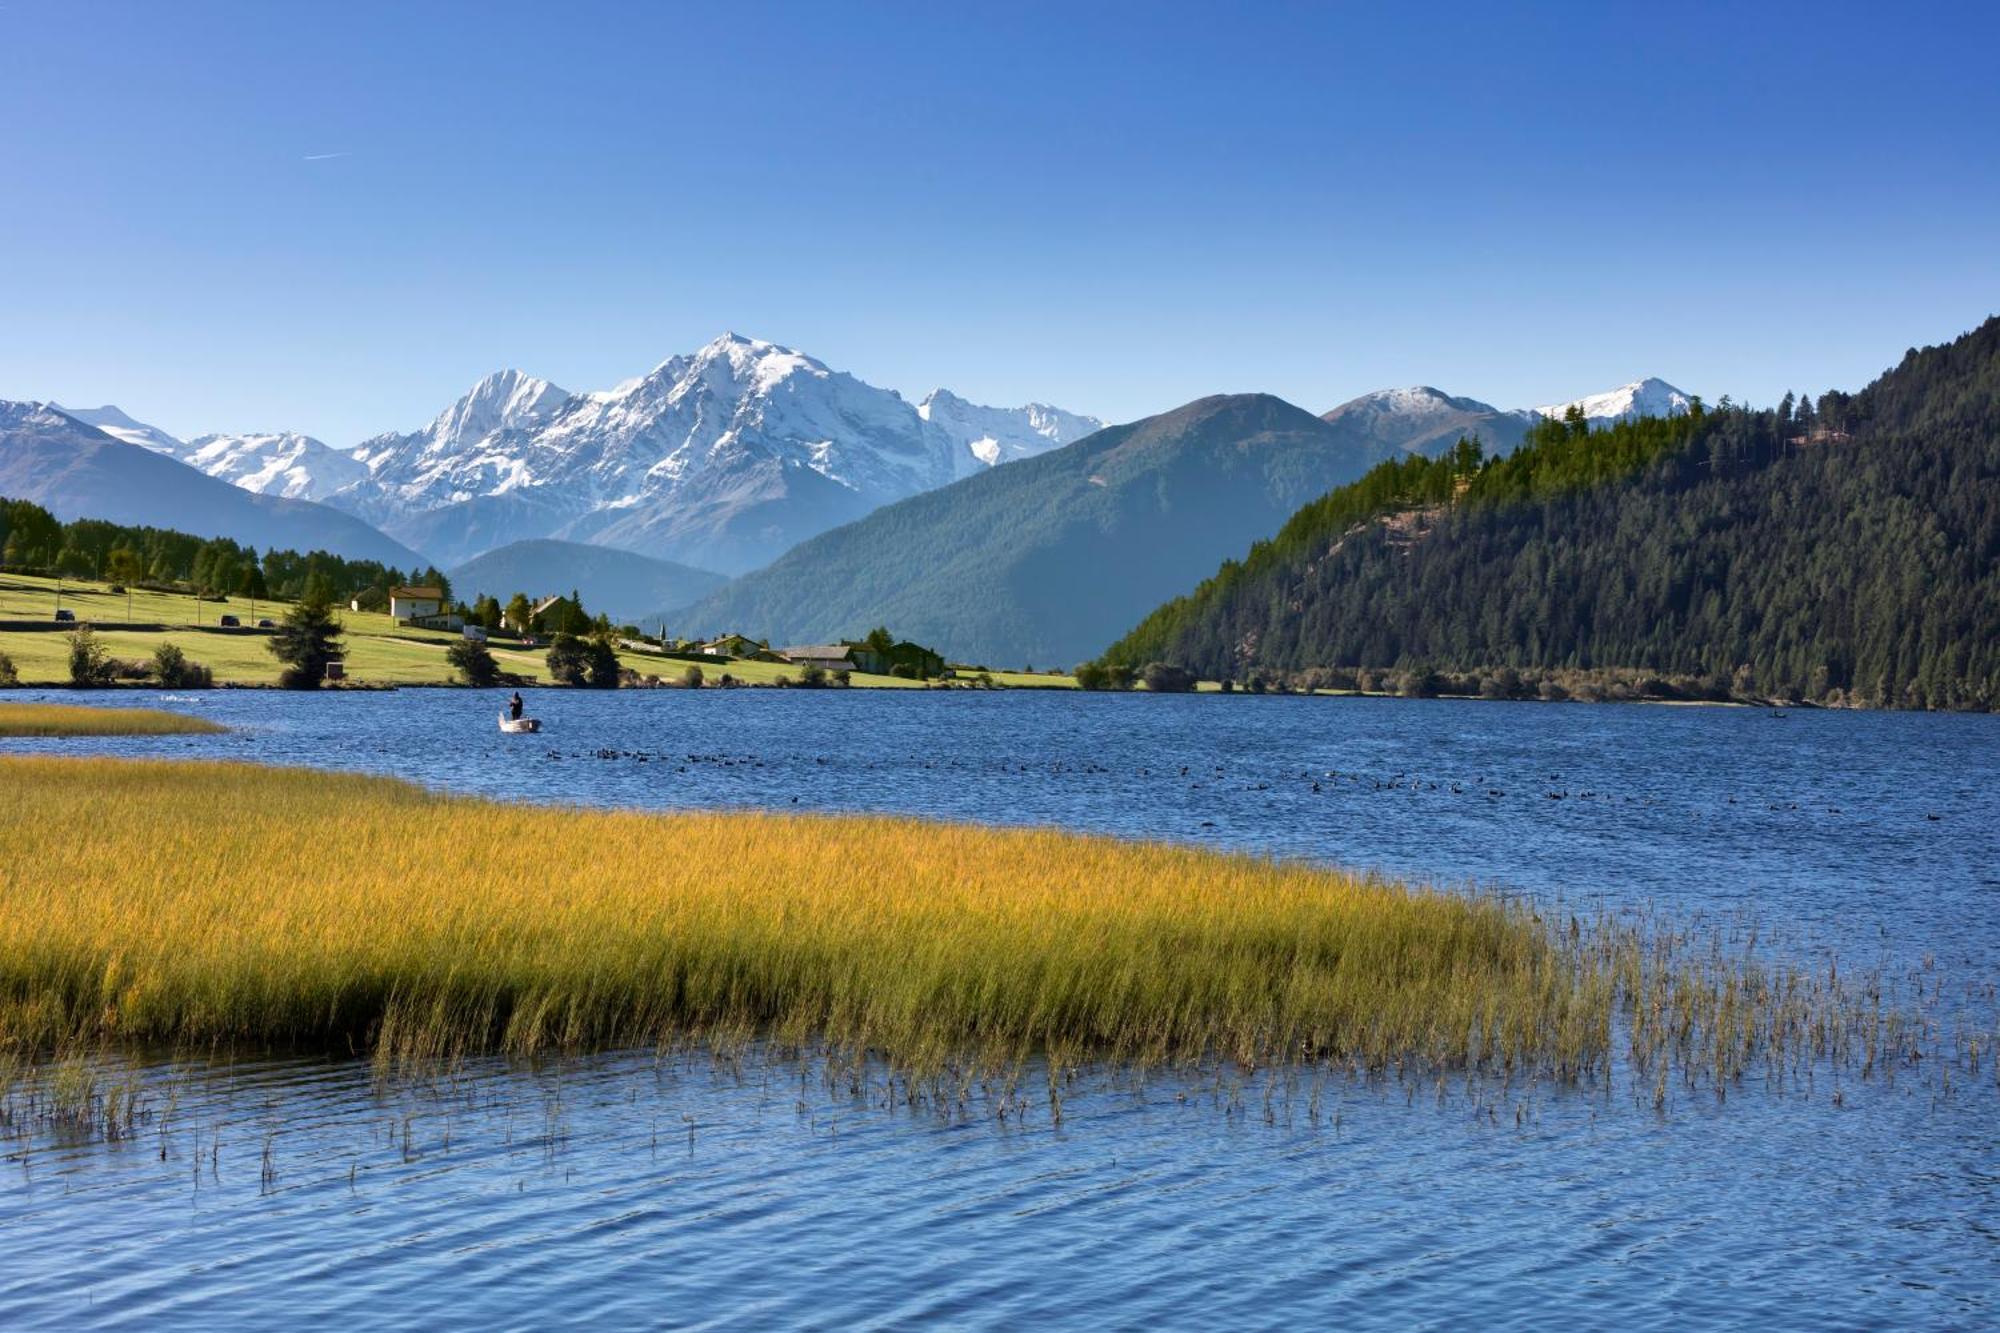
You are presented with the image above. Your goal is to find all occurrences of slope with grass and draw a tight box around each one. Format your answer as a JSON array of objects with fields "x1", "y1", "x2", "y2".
[
  {"x1": 679, "y1": 395, "x2": 1384, "y2": 668},
  {"x1": 0, "y1": 573, "x2": 945, "y2": 688}
]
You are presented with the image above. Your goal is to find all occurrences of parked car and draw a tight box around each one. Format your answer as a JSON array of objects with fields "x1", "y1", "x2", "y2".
[
  {"x1": 257, "y1": 618, "x2": 275, "y2": 628},
  {"x1": 218, "y1": 614, "x2": 241, "y2": 627},
  {"x1": 53, "y1": 608, "x2": 75, "y2": 622}
]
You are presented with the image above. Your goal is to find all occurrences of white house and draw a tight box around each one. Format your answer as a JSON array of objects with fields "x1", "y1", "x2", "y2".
[{"x1": 389, "y1": 586, "x2": 445, "y2": 621}]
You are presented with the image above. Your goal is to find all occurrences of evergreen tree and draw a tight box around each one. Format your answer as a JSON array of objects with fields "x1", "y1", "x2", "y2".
[{"x1": 268, "y1": 592, "x2": 344, "y2": 689}]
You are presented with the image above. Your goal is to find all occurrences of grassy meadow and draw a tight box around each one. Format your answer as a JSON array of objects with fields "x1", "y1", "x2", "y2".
[
  {"x1": 0, "y1": 757, "x2": 1913, "y2": 1101},
  {"x1": 0, "y1": 573, "x2": 1027, "y2": 689},
  {"x1": 0, "y1": 703, "x2": 223, "y2": 736}
]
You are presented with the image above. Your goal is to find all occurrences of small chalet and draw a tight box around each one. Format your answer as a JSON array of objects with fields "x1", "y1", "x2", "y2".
[
  {"x1": 389, "y1": 586, "x2": 445, "y2": 621},
  {"x1": 779, "y1": 644, "x2": 858, "y2": 672},
  {"x1": 699, "y1": 633, "x2": 767, "y2": 659},
  {"x1": 389, "y1": 585, "x2": 463, "y2": 632}
]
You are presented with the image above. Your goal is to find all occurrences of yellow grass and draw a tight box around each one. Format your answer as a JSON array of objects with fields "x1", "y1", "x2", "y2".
[
  {"x1": 0, "y1": 758, "x2": 1918, "y2": 1100},
  {"x1": 0, "y1": 703, "x2": 224, "y2": 737},
  {"x1": 0, "y1": 756, "x2": 1614, "y2": 1080}
]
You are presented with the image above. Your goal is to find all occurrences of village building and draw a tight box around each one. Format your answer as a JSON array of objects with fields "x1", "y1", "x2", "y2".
[
  {"x1": 388, "y1": 585, "x2": 463, "y2": 632},
  {"x1": 778, "y1": 644, "x2": 859, "y2": 672}
]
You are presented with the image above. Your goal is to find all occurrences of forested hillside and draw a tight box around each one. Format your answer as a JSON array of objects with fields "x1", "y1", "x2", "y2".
[
  {"x1": 1100, "y1": 318, "x2": 2000, "y2": 709},
  {"x1": 0, "y1": 495, "x2": 451, "y2": 607}
]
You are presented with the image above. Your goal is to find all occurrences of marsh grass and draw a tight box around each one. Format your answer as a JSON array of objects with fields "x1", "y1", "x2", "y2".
[
  {"x1": 0, "y1": 757, "x2": 1963, "y2": 1121},
  {"x1": 0, "y1": 703, "x2": 225, "y2": 737}
]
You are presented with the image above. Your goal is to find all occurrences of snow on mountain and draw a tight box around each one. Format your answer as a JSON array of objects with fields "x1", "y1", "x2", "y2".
[
  {"x1": 1323, "y1": 378, "x2": 1695, "y2": 460},
  {"x1": 1321, "y1": 386, "x2": 1533, "y2": 459},
  {"x1": 916, "y1": 389, "x2": 1103, "y2": 474},
  {"x1": 343, "y1": 369, "x2": 572, "y2": 523},
  {"x1": 337, "y1": 335, "x2": 1101, "y2": 571},
  {"x1": 52, "y1": 404, "x2": 186, "y2": 455},
  {"x1": 1533, "y1": 378, "x2": 1691, "y2": 424},
  {"x1": 0, "y1": 400, "x2": 424, "y2": 567},
  {"x1": 178, "y1": 431, "x2": 368, "y2": 502}
]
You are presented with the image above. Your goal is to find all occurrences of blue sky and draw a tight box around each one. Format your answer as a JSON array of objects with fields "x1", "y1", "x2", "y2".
[{"x1": 2, "y1": 1, "x2": 1995, "y2": 443}]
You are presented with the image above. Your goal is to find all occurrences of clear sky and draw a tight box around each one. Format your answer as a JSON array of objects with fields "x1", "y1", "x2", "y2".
[{"x1": 2, "y1": 1, "x2": 1996, "y2": 444}]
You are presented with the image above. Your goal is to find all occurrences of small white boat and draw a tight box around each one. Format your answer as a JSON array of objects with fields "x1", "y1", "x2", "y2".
[{"x1": 498, "y1": 711, "x2": 541, "y2": 734}]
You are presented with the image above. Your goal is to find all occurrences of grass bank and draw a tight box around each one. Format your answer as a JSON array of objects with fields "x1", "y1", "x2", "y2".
[
  {"x1": 0, "y1": 758, "x2": 1920, "y2": 1100},
  {"x1": 0, "y1": 703, "x2": 224, "y2": 736}
]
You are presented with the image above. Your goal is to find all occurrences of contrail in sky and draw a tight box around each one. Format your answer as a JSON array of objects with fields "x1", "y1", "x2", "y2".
[{"x1": 302, "y1": 152, "x2": 350, "y2": 161}]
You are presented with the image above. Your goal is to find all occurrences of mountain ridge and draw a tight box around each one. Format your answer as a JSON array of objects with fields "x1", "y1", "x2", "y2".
[
  {"x1": 0, "y1": 402, "x2": 425, "y2": 567},
  {"x1": 673, "y1": 392, "x2": 1388, "y2": 666}
]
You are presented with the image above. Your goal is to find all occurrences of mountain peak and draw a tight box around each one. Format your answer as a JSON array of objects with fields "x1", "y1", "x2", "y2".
[
  {"x1": 427, "y1": 369, "x2": 570, "y2": 447},
  {"x1": 51, "y1": 402, "x2": 187, "y2": 455},
  {"x1": 1534, "y1": 378, "x2": 1691, "y2": 423}
]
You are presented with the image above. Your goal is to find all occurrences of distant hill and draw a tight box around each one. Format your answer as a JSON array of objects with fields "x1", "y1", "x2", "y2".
[
  {"x1": 678, "y1": 394, "x2": 1384, "y2": 667},
  {"x1": 0, "y1": 402, "x2": 424, "y2": 568},
  {"x1": 1316, "y1": 377, "x2": 1693, "y2": 462},
  {"x1": 1100, "y1": 320, "x2": 2000, "y2": 710},
  {"x1": 1320, "y1": 386, "x2": 1534, "y2": 459},
  {"x1": 448, "y1": 539, "x2": 726, "y2": 625}
]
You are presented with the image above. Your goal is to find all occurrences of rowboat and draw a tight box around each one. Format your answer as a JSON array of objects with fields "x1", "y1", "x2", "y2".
[{"x1": 498, "y1": 712, "x2": 541, "y2": 734}]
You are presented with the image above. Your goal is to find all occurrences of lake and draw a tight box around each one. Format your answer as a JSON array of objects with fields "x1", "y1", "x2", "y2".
[{"x1": 3, "y1": 689, "x2": 1996, "y2": 1328}]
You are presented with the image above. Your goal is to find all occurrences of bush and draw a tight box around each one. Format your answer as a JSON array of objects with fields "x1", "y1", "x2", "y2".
[
  {"x1": 1397, "y1": 670, "x2": 1441, "y2": 699},
  {"x1": 1075, "y1": 662, "x2": 1136, "y2": 692},
  {"x1": 68, "y1": 626, "x2": 115, "y2": 687},
  {"x1": 546, "y1": 633, "x2": 589, "y2": 685},
  {"x1": 799, "y1": 663, "x2": 827, "y2": 688},
  {"x1": 446, "y1": 638, "x2": 501, "y2": 687},
  {"x1": 585, "y1": 637, "x2": 621, "y2": 688},
  {"x1": 680, "y1": 664, "x2": 704, "y2": 689},
  {"x1": 1141, "y1": 662, "x2": 1197, "y2": 693},
  {"x1": 890, "y1": 663, "x2": 919, "y2": 680},
  {"x1": 151, "y1": 643, "x2": 213, "y2": 689},
  {"x1": 832, "y1": 668, "x2": 851, "y2": 687},
  {"x1": 0, "y1": 652, "x2": 16, "y2": 687}
]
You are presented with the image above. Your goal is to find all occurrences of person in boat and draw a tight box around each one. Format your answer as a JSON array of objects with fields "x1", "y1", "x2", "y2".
[{"x1": 508, "y1": 690, "x2": 524, "y2": 721}]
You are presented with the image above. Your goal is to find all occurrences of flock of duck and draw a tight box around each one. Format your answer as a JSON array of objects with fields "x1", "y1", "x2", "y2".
[{"x1": 530, "y1": 749, "x2": 1947, "y2": 823}]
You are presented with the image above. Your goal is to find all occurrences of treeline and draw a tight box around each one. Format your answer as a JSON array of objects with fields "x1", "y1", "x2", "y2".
[
  {"x1": 1098, "y1": 317, "x2": 2000, "y2": 710},
  {"x1": 0, "y1": 497, "x2": 451, "y2": 609}
]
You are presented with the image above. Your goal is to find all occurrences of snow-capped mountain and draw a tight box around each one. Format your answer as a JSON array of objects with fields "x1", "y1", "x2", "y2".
[
  {"x1": 346, "y1": 368, "x2": 570, "y2": 520},
  {"x1": 917, "y1": 389, "x2": 1104, "y2": 474},
  {"x1": 53, "y1": 404, "x2": 186, "y2": 455},
  {"x1": 1534, "y1": 377, "x2": 1692, "y2": 424},
  {"x1": 182, "y1": 431, "x2": 368, "y2": 502},
  {"x1": 2, "y1": 401, "x2": 423, "y2": 566},
  {"x1": 1322, "y1": 378, "x2": 1693, "y2": 460},
  {"x1": 341, "y1": 335, "x2": 1101, "y2": 570},
  {"x1": 1322, "y1": 386, "x2": 1534, "y2": 459}
]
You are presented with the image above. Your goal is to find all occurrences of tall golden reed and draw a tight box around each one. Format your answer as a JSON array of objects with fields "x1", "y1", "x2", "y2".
[
  {"x1": 0, "y1": 704, "x2": 225, "y2": 737},
  {"x1": 0, "y1": 756, "x2": 1607, "y2": 1080}
]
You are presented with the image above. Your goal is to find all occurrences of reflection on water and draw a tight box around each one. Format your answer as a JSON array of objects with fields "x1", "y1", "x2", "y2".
[{"x1": 2, "y1": 691, "x2": 1996, "y2": 1326}]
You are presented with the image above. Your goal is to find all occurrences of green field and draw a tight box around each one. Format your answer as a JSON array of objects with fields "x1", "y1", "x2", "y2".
[{"x1": 0, "y1": 574, "x2": 1058, "y2": 689}]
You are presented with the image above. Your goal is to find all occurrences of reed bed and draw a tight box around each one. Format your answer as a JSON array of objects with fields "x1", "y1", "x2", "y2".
[
  {"x1": 0, "y1": 757, "x2": 1935, "y2": 1104},
  {"x1": 0, "y1": 703, "x2": 225, "y2": 737}
]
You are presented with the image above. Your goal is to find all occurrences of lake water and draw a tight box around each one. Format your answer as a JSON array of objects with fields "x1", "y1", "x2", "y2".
[{"x1": 3, "y1": 690, "x2": 1997, "y2": 1328}]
